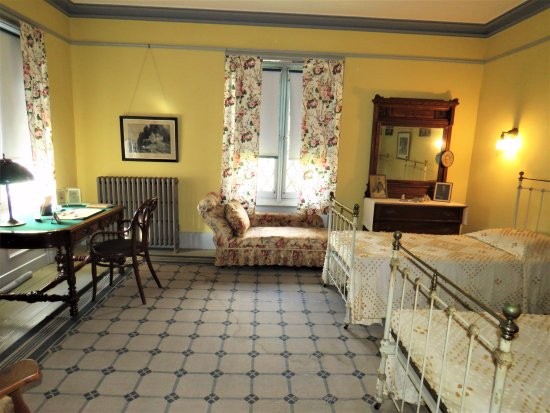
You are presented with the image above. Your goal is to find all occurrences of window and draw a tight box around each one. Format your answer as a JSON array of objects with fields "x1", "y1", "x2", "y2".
[
  {"x1": 0, "y1": 22, "x2": 36, "y2": 217},
  {"x1": 256, "y1": 62, "x2": 303, "y2": 206},
  {"x1": 0, "y1": 21, "x2": 52, "y2": 291}
]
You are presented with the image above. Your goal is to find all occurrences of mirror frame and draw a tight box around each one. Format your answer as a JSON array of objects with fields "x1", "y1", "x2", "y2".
[{"x1": 368, "y1": 95, "x2": 459, "y2": 199}]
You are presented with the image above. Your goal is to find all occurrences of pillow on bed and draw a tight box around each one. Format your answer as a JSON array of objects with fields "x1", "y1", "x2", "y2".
[
  {"x1": 465, "y1": 228, "x2": 550, "y2": 259},
  {"x1": 225, "y1": 200, "x2": 250, "y2": 237}
]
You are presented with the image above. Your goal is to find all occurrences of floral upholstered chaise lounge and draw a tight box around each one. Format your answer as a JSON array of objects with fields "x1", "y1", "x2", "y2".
[{"x1": 198, "y1": 192, "x2": 327, "y2": 267}]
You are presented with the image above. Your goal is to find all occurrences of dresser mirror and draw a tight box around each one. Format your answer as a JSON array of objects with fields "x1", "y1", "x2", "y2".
[{"x1": 367, "y1": 95, "x2": 459, "y2": 199}]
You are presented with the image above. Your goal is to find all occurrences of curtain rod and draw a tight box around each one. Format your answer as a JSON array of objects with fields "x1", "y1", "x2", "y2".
[
  {"x1": 69, "y1": 40, "x2": 483, "y2": 65},
  {"x1": 226, "y1": 49, "x2": 345, "y2": 62},
  {"x1": 0, "y1": 16, "x2": 19, "y2": 35}
]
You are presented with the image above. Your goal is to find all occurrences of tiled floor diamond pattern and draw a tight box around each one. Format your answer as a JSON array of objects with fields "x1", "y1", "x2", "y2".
[{"x1": 25, "y1": 263, "x2": 394, "y2": 413}]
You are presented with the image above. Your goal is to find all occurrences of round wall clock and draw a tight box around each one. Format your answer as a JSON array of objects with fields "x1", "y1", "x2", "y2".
[{"x1": 441, "y1": 150, "x2": 454, "y2": 167}]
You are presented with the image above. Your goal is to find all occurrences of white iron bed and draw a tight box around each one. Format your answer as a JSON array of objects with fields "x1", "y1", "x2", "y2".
[
  {"x1": 322, "y1": 172, "x2": 550, "y2": 326},
  {"x1": 374, "y1": 231, "x2": 549, "y2": 413}
]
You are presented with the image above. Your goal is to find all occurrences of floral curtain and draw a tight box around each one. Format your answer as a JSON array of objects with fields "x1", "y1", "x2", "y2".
[
  {"x1": 19, "y1": 21, "x2": 55, "y2": 198},
  {"x1": 220, "y1": 55, "x2": 262, "y2": 213},
  {"x1": 298, "y1": 59, "x2": 344, "y2": 214}
]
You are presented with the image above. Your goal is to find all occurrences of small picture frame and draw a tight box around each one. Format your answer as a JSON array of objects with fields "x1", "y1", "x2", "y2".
[
  {"x1": 120, "y1": 116, "x2": 178, "y2": 162},
  {"x1": 396, "y1": 132, "x2": 411, "y2": 160},
  {"x1": 384, "y1": 126, "x2": 394, "y2": 136},
  {"x1": 369, "y1": 174, "x2": 388, "y2": 199},
  {"x1": 433, "y1": 182, "x2": 453, "y2": 202},
  {"x1": 419, "y1": 128, "x2": 431, "y2": 137},
  {"x1": 56, "y1": 188, "x2": 82, "y2": 206}
]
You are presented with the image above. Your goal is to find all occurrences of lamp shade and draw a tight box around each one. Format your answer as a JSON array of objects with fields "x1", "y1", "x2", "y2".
[
  {"x1": 0, "y1": 154, "x2": 34, "y2": 184},
  {"x1": 0, "y1": 154, "x2": 34, "y2": 227}
]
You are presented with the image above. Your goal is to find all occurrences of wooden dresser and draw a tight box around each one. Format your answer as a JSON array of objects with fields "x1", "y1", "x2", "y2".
[{"x1": 363, "y1": 198, "x2": 467, "y2": 235}]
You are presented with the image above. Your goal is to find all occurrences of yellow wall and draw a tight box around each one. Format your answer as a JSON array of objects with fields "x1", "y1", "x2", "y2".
[
  {"x1": 467, "y1": 10, "x2": 550, "y2": 233},
  {"x1": 62, "y1": 16, "x2": 487, "y2": 234},
  {"x1": 70, "y1": 45, "x2": 224, "y2": 233},
  {"x1": 1, "y1": 1, "x2": 547, "y2": 240}
]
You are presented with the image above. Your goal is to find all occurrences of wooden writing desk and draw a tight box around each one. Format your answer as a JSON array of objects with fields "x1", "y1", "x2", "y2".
[{"x1": 0, "y1": 205, "x2": 123, "y2": 317}]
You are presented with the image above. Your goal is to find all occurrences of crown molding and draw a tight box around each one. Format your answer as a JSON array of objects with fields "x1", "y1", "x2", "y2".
[{"x1": 45, "y1": 0, "x2": 549, "y2": 37}]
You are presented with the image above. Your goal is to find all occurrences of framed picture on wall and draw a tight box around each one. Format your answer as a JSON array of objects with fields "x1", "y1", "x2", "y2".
[
  {"x1": 433, "y1": 182, "x2": 453, "y2": 202},
  {"x1": 120, "y1": 116, "x2": 179, "y2": 162},
  {"x1": 396, "y1": 132, "x2": 411, "y2": 160},
  {"x1": 369, "y1": 174, "x2": 388, "y2": 199}
]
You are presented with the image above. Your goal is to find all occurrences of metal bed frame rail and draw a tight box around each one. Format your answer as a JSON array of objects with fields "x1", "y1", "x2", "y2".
[
  {"x1": 375, "y1": 231, "x2": 521, "y2": 413},
  {"x1": 323, "y1": 192, "x2": 359, "y2": 328}
]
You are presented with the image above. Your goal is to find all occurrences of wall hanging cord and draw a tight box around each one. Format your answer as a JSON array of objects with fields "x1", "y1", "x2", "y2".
[{"x1": 126, "y1": 44, "x2": 167, "y2": 113}]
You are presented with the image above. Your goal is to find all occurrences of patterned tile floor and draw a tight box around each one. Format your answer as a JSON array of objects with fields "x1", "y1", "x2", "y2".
[{"x1": 21, "y1": 263, "x2": 400, "y2": 413}]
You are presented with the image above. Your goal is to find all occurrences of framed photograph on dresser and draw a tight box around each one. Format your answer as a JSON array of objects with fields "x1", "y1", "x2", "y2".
[
  {"x1": 369, "y1": 174, "x2": 388, "y2": 199},
  {"x1": 434, "y1": 182, "x2": 453, "y2": 202}
]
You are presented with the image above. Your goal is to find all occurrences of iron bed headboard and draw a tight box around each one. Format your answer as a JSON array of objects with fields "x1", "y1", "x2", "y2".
[{"x1": 514, "y1": 171, "x2": 549, "y2": 231}]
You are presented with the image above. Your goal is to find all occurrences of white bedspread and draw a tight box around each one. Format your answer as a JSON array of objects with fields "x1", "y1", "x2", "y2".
[
  {"x1": 322, "y1": 229, "x2": 550, "y2": 325},
  {"x1": 386, "y1": 310, "x2": 550, "y2": 413}
]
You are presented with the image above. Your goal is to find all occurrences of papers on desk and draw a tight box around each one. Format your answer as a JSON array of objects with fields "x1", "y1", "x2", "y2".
[
  {"x1": 56, "y1": 208, "x2": 104, "y2": 220},
  {"x1": 86, "y1": 203, "x2": 113, "y2": 209}
]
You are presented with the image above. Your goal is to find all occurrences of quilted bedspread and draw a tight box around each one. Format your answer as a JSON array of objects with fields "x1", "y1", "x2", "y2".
[
  {"x1": 322, "y1": 228, "x2": 550, "y2": 325},
  {"x1": 386, "y1": 310, "x2": 550, "y2": 413}
]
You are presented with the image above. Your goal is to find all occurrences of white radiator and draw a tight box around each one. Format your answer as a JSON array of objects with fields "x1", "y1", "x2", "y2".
[{"x1": 97, "y1": 176, "x2": 179, "y2": 251}]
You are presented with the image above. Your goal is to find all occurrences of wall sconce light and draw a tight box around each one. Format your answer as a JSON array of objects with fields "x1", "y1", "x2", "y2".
[
  {"x1": 0, "y1": 154, "x2": 34, "y2": 227},
  {"x1": 496, "y1": 127, "x2": 520, "y2": 152}
]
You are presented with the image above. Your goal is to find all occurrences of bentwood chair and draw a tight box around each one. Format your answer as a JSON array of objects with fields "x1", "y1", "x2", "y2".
[
  {"x1": 0, "y1": 359, "x2": 41, "y2": 413},
  {"x1": 89, "y1": 197, "x2": 162, "y2": 304}
]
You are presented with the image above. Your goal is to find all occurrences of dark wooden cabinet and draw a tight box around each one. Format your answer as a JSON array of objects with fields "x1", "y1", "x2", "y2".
[{"x1": 363, "y1": 198, "x2": 466, "y2": 235}]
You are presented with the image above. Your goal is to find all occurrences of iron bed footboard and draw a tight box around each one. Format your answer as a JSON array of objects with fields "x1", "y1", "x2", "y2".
[
  {"x1": 375, "y1": 231, "x2": 521, "y2": 413},
  {"x1": 322, "y1": 192, "x2": 360, "y2": 328}
]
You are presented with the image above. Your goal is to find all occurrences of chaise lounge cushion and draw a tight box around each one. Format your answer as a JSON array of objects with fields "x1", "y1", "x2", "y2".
[{"x1": 225, "y1": 200, "x2": 251, "y2": 236}]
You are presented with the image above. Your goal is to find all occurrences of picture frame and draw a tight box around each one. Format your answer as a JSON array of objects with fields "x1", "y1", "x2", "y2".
[
  {"x1": 396, "y1": 132, "x2": 411, "y2": 160},
  {"x1": 120, "y1": 116, "x2": 178, "y2": 162},
  {"x1": 56, "y1": 188, "x2": 81, "y2": 206},
  {"x1": 369, "y1": 174, "x2": 388, "y2": 199},
  {"x1": 433, "y1": 182, "x2": 453, "y2": 202},
  {"x1": 418, "y1": 128, "x2": 431, "y2": 137}
]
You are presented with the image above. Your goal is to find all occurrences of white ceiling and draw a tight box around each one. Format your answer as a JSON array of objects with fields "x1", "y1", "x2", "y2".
[{"x1": 71, "y1": 0, "x2": 528, "y2": 25}]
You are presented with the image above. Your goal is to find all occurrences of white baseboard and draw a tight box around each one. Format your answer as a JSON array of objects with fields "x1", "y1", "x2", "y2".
[{"x1": 179, "y1": 232, "x2": 215, "y2": 250}]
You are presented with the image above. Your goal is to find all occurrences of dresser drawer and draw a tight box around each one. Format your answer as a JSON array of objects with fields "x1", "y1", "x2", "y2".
[
  {"x1": 373, "y1": 220, "x2": 462, "y2": 235},
  {"x1": 374, "y1": 204, "x2": 464, "y2": 223},
  {"x1": 364, "y1": 199, "x2": 467, "y2": 235}
]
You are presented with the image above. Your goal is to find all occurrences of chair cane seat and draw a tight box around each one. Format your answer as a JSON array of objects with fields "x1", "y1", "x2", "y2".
[{"x1": 93, "y1": 239, "x2": 134, "y2": 257}]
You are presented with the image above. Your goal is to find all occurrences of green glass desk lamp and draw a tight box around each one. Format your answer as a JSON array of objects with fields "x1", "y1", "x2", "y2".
[{"x1": 0, "y1": 154, "x2": 34, "y2": 227}]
